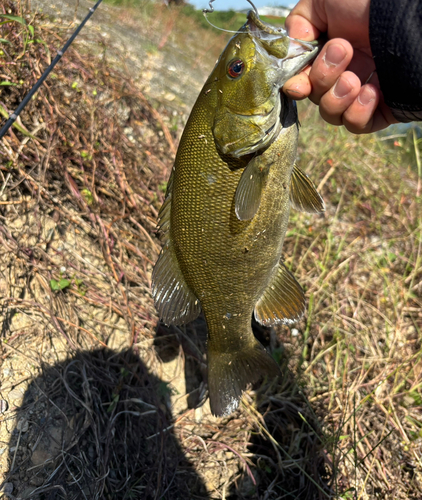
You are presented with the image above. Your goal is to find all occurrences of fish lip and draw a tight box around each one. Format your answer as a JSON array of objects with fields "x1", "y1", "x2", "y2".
[
  {"x1": 286, "y1": 37, "x2": 322, "y2": 62},
  {"x1": 276, "y1": 40, "x2": 321, "y2": 87},
  {"x1": 246, "y1": 9, "x2": 287, "y2": 37}
]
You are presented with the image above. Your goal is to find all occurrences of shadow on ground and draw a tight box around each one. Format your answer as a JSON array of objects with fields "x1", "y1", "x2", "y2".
[
  {"x1": 2, "y1": 348, "x2": 208, "y2": 499},
  {"x1": 154, "y1": 317, "x2": 333, "y2": 500}
]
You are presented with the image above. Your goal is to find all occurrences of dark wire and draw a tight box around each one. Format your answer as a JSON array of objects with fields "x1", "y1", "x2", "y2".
[{"x1": 0, "y1": 0, "x2": 103, "y2": 140}]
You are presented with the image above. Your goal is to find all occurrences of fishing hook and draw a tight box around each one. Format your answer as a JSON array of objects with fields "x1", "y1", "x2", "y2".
[
  {"x1": 203, "y1": 0, "x2": 259, "y2": 15},
  {"x1": 202, "y1": 0, "x2": 261, "y2": 34},
  {"x1": 0, "y1": 0, "x2": 103, "y2": 140}
]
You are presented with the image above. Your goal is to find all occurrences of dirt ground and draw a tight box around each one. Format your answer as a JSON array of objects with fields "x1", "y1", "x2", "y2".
[{"x1": 0, "y1": 1, "x2": 421, "y2": 499}]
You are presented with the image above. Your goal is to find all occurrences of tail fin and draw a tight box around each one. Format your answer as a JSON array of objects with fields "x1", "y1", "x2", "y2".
[{"x1": 208, "y1": 340, "x2": 281, "y2": 417}]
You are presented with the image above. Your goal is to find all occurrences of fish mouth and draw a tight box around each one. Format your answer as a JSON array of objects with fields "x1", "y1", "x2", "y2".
[
  {"x1": 280, "y1": 39, "x2": 321, "y2": 84},
  {"x1": 245, "y1": 9, "x2": 322, "y2": 86}
]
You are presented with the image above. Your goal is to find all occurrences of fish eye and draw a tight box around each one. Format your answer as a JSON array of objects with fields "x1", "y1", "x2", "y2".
[{"x1": 227, "y1": 59, "x2": 244, "y2": 79}]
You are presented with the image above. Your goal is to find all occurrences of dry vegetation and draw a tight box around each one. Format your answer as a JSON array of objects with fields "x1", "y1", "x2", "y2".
[{"x1": 0, "y1": 1, "x2": 421, "y2": 499}]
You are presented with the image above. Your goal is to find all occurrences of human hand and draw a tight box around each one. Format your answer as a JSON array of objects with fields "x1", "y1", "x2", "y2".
[{"x1": 283, "y1": 0, "x2": 398, "y2": 133}]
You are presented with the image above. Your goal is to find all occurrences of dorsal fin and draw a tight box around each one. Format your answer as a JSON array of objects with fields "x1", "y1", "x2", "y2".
[
  {"x1": 290, "y1": 164, "x2": 325, "y2": 213},
  {"x1": 254, "y1": 262, "x2": 305, "y2": 326}
]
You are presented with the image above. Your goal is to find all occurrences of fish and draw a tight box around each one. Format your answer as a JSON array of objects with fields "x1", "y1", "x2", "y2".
[{"x1": 152, "y1": 10, "x2": 325, "y2": 416}]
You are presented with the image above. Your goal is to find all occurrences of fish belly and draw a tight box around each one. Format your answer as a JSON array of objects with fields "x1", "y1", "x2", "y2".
[{"x1": 171, "y1": 114, "x2": 298, "y2": 326}]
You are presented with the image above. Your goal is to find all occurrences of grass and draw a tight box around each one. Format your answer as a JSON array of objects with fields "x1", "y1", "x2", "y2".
[
  {"x1": 285, "y1": 107, "x2": 422, "y2": 498},
  {"x1": 103, "y1": 0, "x2": 285, "y2": 32},
  {"x1": 0, "y1": 0, "x2": 421, "y2": 498}
]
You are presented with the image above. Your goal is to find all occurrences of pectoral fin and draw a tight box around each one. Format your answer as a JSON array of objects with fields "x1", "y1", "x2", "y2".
[
  {"x1": 152, "y1": 240, "x2": 201, "y2": 326},
  {"x1": 254, "y1": 262, "x2": 305, "y2": 326},
  {"x1": 235, "y1": 156, "x2": 270, "y2": 221},
  {"x1": 290, "y1": 164, "x2": 325, "y2": 213}
]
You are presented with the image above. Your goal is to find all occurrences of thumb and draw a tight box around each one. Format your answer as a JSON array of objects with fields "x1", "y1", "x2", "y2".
[{"x1": 285, "y1": 0, "x2": 326, "y2": 40}]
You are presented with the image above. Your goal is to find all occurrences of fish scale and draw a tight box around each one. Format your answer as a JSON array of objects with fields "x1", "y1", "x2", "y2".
[{"x1": 152, "y1": 10, "x2": 325, "y2": 416}]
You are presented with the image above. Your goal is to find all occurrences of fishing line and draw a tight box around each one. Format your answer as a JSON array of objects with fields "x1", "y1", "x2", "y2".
[
  {"x1": 203, "y1": 0, "x2": 259, "y2": 15},
  {"x1": 202, "y1": 0, "x2": 260, "y2": 34},
  {"x1": 201, "y1": 18, "x2": 239, "y2": 33},
  {"x1": 0, "y1": 0, "x2": 103, "y2": 140},
  {"x1": 201, "y1": 14, "x2": 239, "y2": 33}
]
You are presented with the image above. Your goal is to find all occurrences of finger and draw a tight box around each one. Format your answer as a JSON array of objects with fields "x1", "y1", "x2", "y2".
[
  {"x1": 286, "y1": 0, "x2": 326, "y2": 39},
  {"x1": 308, "y1": 39, "x2": 354, "y2": 105},
  {"x1": 342, "y1": 85, "x2": 399, "y2": 134},
  {"x1": 370, "y1": 105, "x2": 399, "y2": 133},
  {"x1": 341, "y1": 84, "x2": 379, "y2": 133},
  {"x1": 283, "y1": 70, "x2": 312, "y2": 100},
  {"x1": 318, "y1": 72, "x2": 361, "y2": 125}
]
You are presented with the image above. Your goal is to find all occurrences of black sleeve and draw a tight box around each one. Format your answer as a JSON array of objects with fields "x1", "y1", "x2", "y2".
[{"x1": 369, "y1": 0, "x2": 422, "y2": 122}]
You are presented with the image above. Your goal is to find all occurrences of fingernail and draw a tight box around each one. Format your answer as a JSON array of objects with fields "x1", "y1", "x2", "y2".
[
  {"x1": 333, "y1": 76, "x2": 352, "y2": 98},
  {"x1": 285, "y1": 88, "x2": 306, "y2": 99},
  {"x1": 324, "y1": 44, "x2": 347, "y2": 67},
  {"x1": 358, "y1": 86, "x2": 375, "y2": 105}
]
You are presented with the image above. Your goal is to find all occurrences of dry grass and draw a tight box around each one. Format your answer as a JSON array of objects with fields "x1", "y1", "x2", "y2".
[
  {"x1": 0, "y1": 1, "x2": 421, "y2": 499},
  {"x1": 283, "y1": 108, "x2": 422, "y2": 499}
]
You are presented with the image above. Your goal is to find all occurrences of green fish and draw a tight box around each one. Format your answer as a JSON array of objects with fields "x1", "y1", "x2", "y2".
[{"x1": 152, "y1": 10, "x2": 325, "y2": 416}]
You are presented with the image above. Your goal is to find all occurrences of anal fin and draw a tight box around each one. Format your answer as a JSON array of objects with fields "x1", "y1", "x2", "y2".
[
  {"x1": 152, "y1": 240, "x2": 201, "y2": 326},
  {"x1": 254, "y1": 262, "x2": 305, "y2": 326},
  {"x1": 290, "y1": 164, "x2": 325, "y2": 213}
]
